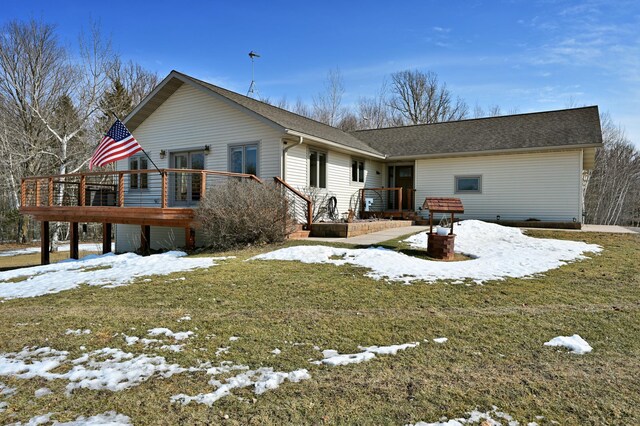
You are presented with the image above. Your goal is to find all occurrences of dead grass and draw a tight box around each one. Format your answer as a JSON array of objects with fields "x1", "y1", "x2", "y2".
[{"x1": 0, "y1": 230, "x2": 638, "y2": 424}]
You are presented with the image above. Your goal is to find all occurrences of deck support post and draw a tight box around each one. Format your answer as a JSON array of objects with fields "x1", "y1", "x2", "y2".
[
  {"x1": 70, "y1": 222, "x2": 79, "y2": 259},
  {"x1": 185, "y1": 227, "x2": 196, "y2": 251},
  {"x1": 41, "y1": 221, "x2": 50, "y2": 265},
  {"x1": 102, "y1": 223, "x2": 112, "y2": 254},
  {"x1": 140, "y1": 225, "x2": 151, "y2": 256}
]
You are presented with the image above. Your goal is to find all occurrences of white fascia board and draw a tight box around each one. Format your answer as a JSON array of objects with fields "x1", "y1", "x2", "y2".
[
  {"x1": 386, "y1": 143, "x2": 603, "y2": 161},
  {"x1": 284, "y1": 129, "x2": 386, "y2": 160}
]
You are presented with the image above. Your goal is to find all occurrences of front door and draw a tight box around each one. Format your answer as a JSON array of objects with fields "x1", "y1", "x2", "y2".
[
  {"x1": 171, "y1": 151, "x2": 205, "y2": 206},
  {"x1": 388, "y1": 165, "x2": 414, "y2": 210}
]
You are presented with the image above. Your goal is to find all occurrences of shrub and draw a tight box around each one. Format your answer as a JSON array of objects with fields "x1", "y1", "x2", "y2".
[{"x1": 196, "y1": 180, "x2": 296, "y2": 250}]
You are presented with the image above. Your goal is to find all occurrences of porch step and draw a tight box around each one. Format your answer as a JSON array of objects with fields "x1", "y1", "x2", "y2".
[
  {"x1": 288, "y1": 230, "x2": 311, "y2": 239},
  {"x1": 288, "y1": 224, "x2": 310, "y2": 239}
]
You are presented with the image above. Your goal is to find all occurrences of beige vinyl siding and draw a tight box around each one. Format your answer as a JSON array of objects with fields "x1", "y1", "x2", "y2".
[
  {"x1": 414, "y1": 150, "x2": 583, "y2": 222},
  {"x1": 284, "y1": 143, "x2": 383, "y2": 217},
  {"x1": 115, "y1": 84, "x2": 283, "y2": 252}
]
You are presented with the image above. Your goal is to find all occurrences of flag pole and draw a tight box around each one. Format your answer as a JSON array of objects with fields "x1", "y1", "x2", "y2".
[{"x1": 111, "y1": 112, "x2": 163, "y2": 175}]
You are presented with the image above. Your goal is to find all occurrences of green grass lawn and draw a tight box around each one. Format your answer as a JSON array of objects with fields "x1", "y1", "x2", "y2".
[{"x1": 0, "y1": 230, "x2": 638, "y2": 425}]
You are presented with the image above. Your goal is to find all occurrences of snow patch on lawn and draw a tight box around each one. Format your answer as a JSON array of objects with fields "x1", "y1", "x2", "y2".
[
  {"x1": 316, "y1": 342, "x2": 420, "y2": 366},
  {"x1": 65, "y1": 329, "x2": 91, "y2": 336},
  {"x1": 171, "y1": 366, "x2": 310, "y2": 406},
  {"x1": 433, "y1": 338, "x2": 448, "y2": 344},
  {"x1": 408, "y1": 405, "x2": 547, "y2": 426},
  {"x1": 0, "y1": 243, "x2": 114, "y2": 257},
  {"x1": 1, "y1": 381, "x2": 16, "y2": 396},
  {"x1": 11, "y1": 411, "x2": 132, "y2": 426},
  {"x1": 0, "y1": 251, "x2": 216, "y2": 300},
  {"x1": 252, "y1": 220, "x2": 601, "y2": 284},
  {"x1": 0, "y1": 346, "x2": 186, "y2": 394},
  {"x1": 34, "y1": 387, "x2": 52, "y2": 398},
  {"x1": 544, "y1": 334, "x2": 592, "y2": 354},
  {"x1": 147, "y1": 328, "x2": 194, "y2": 341}
]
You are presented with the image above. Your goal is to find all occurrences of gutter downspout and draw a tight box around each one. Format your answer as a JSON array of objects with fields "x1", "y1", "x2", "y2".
[{"x1": 282, "y1": 135, "x2": 303, "y2": 179}]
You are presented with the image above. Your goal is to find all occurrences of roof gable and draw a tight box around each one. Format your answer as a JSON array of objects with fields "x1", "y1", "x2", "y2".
[{"x1": 125, "y1": 71, "x2": 384, "y2": 157}]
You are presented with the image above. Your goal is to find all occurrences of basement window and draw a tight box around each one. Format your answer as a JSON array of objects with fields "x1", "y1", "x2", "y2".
[
  {"x1": 455, "y1": 175, "x2": 481, "y2": 193},
  {"x1": 351, "y1": 158, "x2": 365, "y2": 183}
]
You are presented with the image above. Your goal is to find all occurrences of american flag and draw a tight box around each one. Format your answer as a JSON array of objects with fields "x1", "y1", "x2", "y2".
[{"x1": 89, "y1": 119, "x2": 143, "y2": 170}]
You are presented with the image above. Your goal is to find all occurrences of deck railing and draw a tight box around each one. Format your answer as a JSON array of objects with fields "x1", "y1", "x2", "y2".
[
  {"x1": 21, "y1": 169, "x2": 262, "y2": 210},
  {"x1": 273, "y1": 176, "x2": 313, "y2": 230},
  {"x1": 358, "y1": 187, "x2": 416, "y2": 217}
]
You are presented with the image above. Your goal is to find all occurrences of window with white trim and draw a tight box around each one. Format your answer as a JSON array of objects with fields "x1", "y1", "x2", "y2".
[
  {"x1": 351, "y1": 158, "x2": 365, "y2": 183},
  {"x1": 129, "y1": 156, "x2": 148, "y2": 189},
  {"x1": 455, "y1": 175, "x2": 482, "y2": 193},
  {"x1": 309, "y1": 149, "x2": 327, "y2": 188}
]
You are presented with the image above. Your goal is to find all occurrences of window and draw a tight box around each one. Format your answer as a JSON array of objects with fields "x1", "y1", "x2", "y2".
[
  {"x1": 455, "y1": 175, "x2": 482, "y2": 193},
  {"x1": 129, "y1": 156, "x2": 148, "y2": 189},
  {"x1": 351, "y1": 158, "x2": 365, "y2": 183},
  {"x1": 229, "y1": 144, "x2": 258, "y2": 175},
  {"x1": 309, "y1": 149, "x2": 327, "y2": 188}
]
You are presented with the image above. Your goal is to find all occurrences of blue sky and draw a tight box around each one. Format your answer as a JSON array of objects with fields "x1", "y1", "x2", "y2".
[{"x1": 4, "y1": 0, "x2": 640, "y2": 145}]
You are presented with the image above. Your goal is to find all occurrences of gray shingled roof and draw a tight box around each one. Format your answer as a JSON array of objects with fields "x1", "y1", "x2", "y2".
[
  {"x1": 175, "y1": 72, "x2": 385, "y2": 156},
  {"x1": 351, "y1": 106, "x2": 602, "y2": 157}
]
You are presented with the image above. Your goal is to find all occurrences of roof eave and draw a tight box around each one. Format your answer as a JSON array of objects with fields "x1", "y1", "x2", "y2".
[
  {"x1": 384, "y1": 143, "x2": 603, "y2": 161},
  {"x1": 284, "y1": 129, "x2": 386, "y2": 159}
]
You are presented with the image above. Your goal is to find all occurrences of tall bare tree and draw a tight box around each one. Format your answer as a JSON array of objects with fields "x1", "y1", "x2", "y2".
[
  {"x1": 389, "y1": 69, "x2": 468, "y2": 125},
  {"x1": 356, "y1": 81, "x2": 399, "y2": 130},
  {"x1": 312, "y1": 68, "x2": 347, "y2": 127}
]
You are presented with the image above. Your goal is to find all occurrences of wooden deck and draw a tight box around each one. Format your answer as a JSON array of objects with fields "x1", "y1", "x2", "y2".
[{"x1": 19, "y1": 169, "x2": 311, "y2": 264}]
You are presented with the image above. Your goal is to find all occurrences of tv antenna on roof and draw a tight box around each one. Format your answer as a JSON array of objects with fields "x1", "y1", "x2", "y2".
[{"x1": 247, "y1": 50, "x2": 260, "y2": 97}]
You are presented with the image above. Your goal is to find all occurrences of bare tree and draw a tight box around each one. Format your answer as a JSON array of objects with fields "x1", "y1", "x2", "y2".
[
  {"x1": 108, "y1": 58, "x2": 158, "y2": 107},
  {"x1": 356, "y1": 81, "x2": 397, "y2": 129},
  {"x1": 312, "y1": 68, "x2": 347, "y2": 127},
  {"x1": 292, "y1": 97, "x2": 312, "y2": 118},
  {"x1": 584, "y1": 113, "x2": 640, "y2": 225},
  {"x1": 389, "y1": 69, "x2": 468, "y2": 125}
]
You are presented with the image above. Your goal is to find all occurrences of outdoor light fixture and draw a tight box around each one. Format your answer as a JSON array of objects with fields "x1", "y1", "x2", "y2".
[
  {"x1": 496, "y1": 215, "x2": 501, "y2": 221},
  {"x1": 204, "y1": 145, "x2": 211, "y2": 155},
  {"x1": 159, "y1": 150, "x2": 166, "y2": 159},
  {"x1": 573, "y1": 217, "x2": 577, "y2": 222}
]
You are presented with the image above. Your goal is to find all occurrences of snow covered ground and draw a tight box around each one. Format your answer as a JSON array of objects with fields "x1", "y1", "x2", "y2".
[
  {"x1": 408, "y1": 406, "x2": 548, "y2": 426},
  {"x1": 0, "y1": 251, "x2": 218, "y2": 300},
  {"x1": 0, "y1": 243, "x2": 115, "y2": 257},
  {"x1": 252, "y1": 220, "x2": 602, "y2": 284},
  {"x1": 0, "y1": 315, "x2": 425, "y2": 420},
  {"x1": 7, "y1": 411, "x2": 132, "y2": 426}
]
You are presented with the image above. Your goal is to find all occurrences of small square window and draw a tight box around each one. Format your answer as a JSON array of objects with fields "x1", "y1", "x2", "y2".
[{"x1": 455, "y1": 175, "x2": 481, "y2": 193}]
